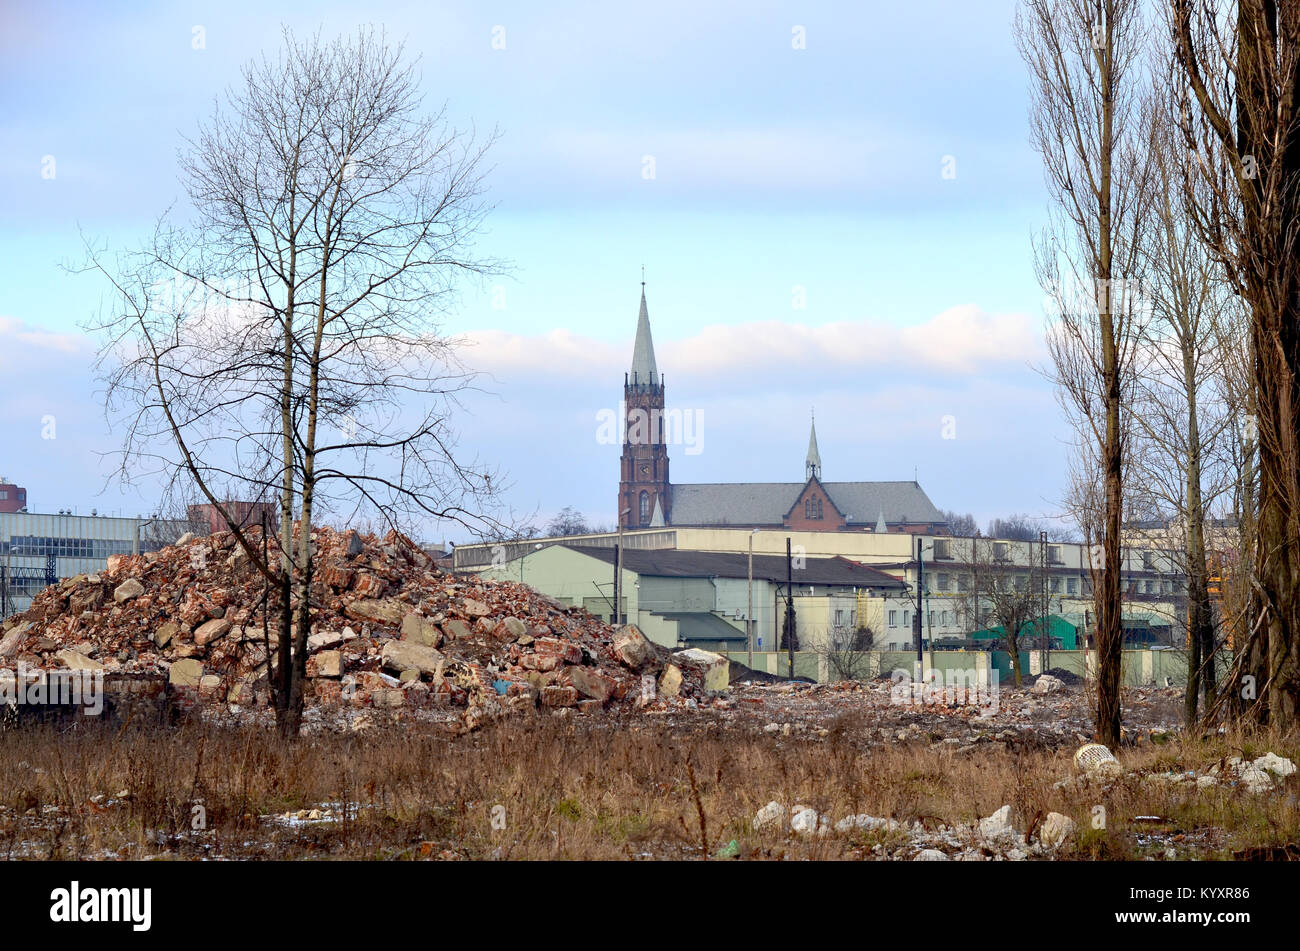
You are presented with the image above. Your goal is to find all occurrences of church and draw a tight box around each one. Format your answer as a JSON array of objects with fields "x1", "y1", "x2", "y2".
[{"x1": 618, "y1": 286, "x2": 948, "y2": 534}]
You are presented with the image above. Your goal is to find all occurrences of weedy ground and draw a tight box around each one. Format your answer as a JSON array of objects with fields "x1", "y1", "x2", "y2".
[{"x1": 0, "y1": 712, "x2": 1295, "y2": 860}]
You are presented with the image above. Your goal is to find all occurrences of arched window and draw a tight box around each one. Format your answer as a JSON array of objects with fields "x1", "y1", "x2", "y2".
[
  {"x1": 804, "y1": 495, "x2": 823, "y2": 520},
  {"x1": 639, "y1": 490, "x2": 650, "y2": 525}
]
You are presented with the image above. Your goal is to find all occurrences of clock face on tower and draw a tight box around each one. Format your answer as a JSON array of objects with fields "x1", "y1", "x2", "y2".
[{"x1": 639, "y1": 464, "x2": 650, "y2": 476}]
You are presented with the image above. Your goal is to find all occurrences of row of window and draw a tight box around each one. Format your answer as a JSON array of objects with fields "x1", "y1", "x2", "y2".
[
  {"x1": 926, "y1": 572, "x2": 1181, "y2": 597},
  {"x1": 888, "y1": 609, "x2": 958, "y2": 628},
  {"x1": 931, "y1": 539, "x2": 1169, "y2": 572},
  {"x1": 1, "y1": 536, "x2": 136, "y2": 559}
]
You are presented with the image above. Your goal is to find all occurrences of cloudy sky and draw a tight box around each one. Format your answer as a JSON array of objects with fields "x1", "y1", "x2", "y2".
[{"x1": 0, "y1": 0, "x2": 1070, "y2": 541}]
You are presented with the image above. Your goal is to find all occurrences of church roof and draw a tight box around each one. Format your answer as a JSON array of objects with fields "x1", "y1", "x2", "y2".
[
  {"x1": 629, "y1": 288, "x2": 658, "y2": 385},
  {"x1": 668, "y1": 481, "x2": 944, "y2": 528}
]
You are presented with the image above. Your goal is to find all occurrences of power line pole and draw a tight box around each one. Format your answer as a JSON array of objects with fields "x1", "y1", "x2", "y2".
[
  {"x1": 914, "y1": 535, "x2": 925, "y2": 682},
  {"x1": 784, "y1": 537, "x2": 795, "y2": 679},
  {"x1": 747, "y1": 531, "x2": 755, "y2": 669}
]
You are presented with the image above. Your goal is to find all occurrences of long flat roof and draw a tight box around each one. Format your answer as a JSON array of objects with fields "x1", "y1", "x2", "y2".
[{"x1": 559, "y1": 544, "x2": 907, "y2": 588}]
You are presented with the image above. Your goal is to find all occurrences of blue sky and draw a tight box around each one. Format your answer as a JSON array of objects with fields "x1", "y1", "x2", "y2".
[{"x1": 0, "y1": 0, "x2": 1070, "y2": 540}]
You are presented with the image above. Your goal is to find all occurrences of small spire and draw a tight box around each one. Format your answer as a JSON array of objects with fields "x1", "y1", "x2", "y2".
[
  {"x1": 805, "y1": 413, "x2": 822, "y2": 481},
  {"x1": 875, "y1": 509, "x2": 887, "y2": 534}
]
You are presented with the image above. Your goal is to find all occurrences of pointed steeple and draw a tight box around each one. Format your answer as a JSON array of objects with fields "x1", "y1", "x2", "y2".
[
  {"x1": 629, "y1": 282, "x2": 658, "y2": 386},
  {"x1": 875, "y1": 509, "x2": 887, "y2": 534},
  {"x1": 805, "y1": 412, "x2": 822, "y2": 481},
  {"x1": 650, "y1": 496, "x2": 665, "y2": 527}
]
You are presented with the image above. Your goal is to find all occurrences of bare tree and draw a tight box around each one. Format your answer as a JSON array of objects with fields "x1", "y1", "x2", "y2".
[
  {"x1": 816, "y1": 623, "x2": 875, "y2": 681},
  {"x1": 546, "y1": 507, "x2": 591, "y2": 537},
  {"x1": 1169, "y1": 0, "x2": 1300, "y2": 728},
  {"x1": 943, "y1": 510, "x2": 980, "y2": 537},
  {"x1": 955, "y1": 535, "x2": 1044, "y2": 687},
  {"x1": 1018, "y1": 0, "x2": 1153, "y2": 744},
  {"x1": 84, "y1": 28, "x2": 503, "y2": 736},
  {"x1": 1127, "y1": 92, "x2": 1240, "y2": 726}
]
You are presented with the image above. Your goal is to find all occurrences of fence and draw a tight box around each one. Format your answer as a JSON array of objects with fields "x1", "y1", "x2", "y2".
[{"x1": 727, "y1": 649, "x2": 1226, "y2": 687}]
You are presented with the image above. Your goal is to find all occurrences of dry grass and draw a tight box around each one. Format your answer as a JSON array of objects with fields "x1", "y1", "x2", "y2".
[{"x1": 0, "y1": 711, "x2": 1295, "y2": 860}]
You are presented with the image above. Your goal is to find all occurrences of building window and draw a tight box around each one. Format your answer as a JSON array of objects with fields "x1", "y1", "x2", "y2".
[
  {"x1": 903, "y1": 611, "x2": 910, "y2": 628},
  {"x1": 639, "y1": 491, "x2": 650, "y2": 525},
  {"x1": 1048, "y1": 544, "x2": 1062, "y2": 564},
  {"x1": 1049, "y1": 577, "x2": 1060, "y2": 593},
  {"x1": 888, "y1": 610, "x2": 898, "y2": 627},
  {"x1": 958, "y1": 574, "x2": 969, "y2": 593},
  {"x1": 804, "y1": 495, "x2": 823, "y2": 520},
  {"x1": 834, "y1": 608, "x2": 845, "y2": 626},
  {"x1": 1144, "y1": 579, "x2": 1154, "y2": 594},
  {"x1": 1142, "y1": 550, "x2": 1155, "y2": 570},
  {"x1": 934, "y1": 538, "x2": 952, "y2": 559},
  {"x1": 0, "y1": 490, "x2": 7, "y2": 500},
  {"x1": 1067, "y1": 577, "x2": 1078, "y2": 595},
  {"x1": 993, "y1": 542, "x2": 1009, "y2": 561},
  {"x1": 936, "y1": 573, "x2": 950, "y2": 592}
]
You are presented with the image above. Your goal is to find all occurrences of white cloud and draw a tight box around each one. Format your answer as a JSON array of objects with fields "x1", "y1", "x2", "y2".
[
  {"x1": 462, "y1": 304, "x2": 1043, "y2": 391},
  {"x1": 0, "y1": 315, "x2": 91, "y2": 362}
]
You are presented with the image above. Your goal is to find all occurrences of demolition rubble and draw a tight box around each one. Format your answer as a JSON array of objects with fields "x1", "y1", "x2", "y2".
[{"x1": 0, "y1": 525, "x2": 727, "y2": 731}]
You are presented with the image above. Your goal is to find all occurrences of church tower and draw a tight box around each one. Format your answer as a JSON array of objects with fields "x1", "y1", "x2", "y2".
[{"x1": 619, "y1": 283, "x2": 670, "y2": 528}]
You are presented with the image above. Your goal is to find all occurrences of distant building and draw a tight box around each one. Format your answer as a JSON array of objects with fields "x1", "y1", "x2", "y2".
[
  {"x1": 479, "y1": 542, "x2": 907, "y2": 651},
  {"x1": 187, "y1": 501, "x2": 280, "y2": 535},
  {"x1": 0, "y1": 478, "x2": 28, "y2": 514},
  {"x1": 617, "y1": 286, "x2": 947, "y2": 533},
  {"x1": 0, "y1": 511, "x2": 189, "y2": 618}
]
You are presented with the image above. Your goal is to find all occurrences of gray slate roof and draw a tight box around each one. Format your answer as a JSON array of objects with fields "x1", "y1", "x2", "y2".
[
  {"x1": 668, "y1": 481, "x2": 944, "y2": 527},
  {"x1": 562, "y1": 545, "x2": 907, "y2": 588}
]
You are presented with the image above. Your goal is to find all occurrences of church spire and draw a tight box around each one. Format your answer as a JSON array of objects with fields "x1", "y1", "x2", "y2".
[
  {"x1": 629, "y1": 281, "x2": 658, "y2": 386},
  {"x1": 805, "y1": 412, "x2": 821, "y2": 481}
]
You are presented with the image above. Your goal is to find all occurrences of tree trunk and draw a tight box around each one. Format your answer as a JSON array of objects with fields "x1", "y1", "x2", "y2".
[
  {"x1": 1094, "y1": 14, "x2": 1123, "y2": 749},
  {"x1": 1183, "y1": 355, "x2": 1213, "y2": 727}
]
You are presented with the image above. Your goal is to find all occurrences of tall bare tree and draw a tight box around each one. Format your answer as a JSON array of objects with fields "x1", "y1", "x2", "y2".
[
  {"x1": 1018, "y1": 0, "x2": 1154, "y2": 744},
  {"x1": 1128, "y1": 93, "x2": 1240, "y2": 725},
  {"x1": 85, "y1": 28, "x2": 503, "y2": 735},
  {"x1": 1169, "y1": 0, "x2": 1300, "y2": 727}
]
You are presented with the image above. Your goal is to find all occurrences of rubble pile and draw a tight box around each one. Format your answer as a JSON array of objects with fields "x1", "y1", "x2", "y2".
[{"x1": 0, "y1": 525, "x2": 727, "y2": 728}]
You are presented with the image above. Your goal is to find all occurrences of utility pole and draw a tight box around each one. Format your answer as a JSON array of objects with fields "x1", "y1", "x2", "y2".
[
  {"x1": 784, "y1": 537, "x2": 795, "y2": 679},
  {"x1": 747, "y1": 529, "x2": 757, "y2": 669},
  {"x1": 914, "y1": 535, "x2": 925, "y2": 682},
  {"x1": 614, "y1": 510, "x2": 630, "y2": 626},
  {"x1": 1040, "y1": 530, "x2": 1050, "y2": 673}
]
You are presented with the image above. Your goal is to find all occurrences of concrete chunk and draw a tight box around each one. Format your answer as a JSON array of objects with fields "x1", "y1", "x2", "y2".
[
  {"x1": 169, "y1": 658, "x2": 204, "y2": 687},
  {"x1": 113, "y1": 578, "x2": 145, "y2": 603},
  {"x1": 380, "y1": 640, "x2": 444, "y2": 677},
  {"x1": 56, "y1": 649, "x2": 104, "y2": 672}
]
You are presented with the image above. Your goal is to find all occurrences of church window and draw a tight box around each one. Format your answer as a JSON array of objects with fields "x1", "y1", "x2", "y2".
[
  {"x1": 639, "y1": 491, "x2": 650, "y2": 525},
  {"x1": 804, "y1": 495, "x2": 823, "y2": 520}
]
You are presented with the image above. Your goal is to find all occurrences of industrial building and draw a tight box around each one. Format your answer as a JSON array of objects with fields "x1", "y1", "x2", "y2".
[{"x1": 0, "y1": 511, "x2": 190, "y2": 618}]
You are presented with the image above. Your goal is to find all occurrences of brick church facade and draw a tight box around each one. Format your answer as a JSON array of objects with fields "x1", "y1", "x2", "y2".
[{"x1": 618, "y1": 286, "x2": 948, "y2": 534}]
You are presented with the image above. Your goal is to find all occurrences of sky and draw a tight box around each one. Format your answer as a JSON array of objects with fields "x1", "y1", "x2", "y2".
[{"x1": 0, "y1": 0, "x2": 1073, "y2": 542}]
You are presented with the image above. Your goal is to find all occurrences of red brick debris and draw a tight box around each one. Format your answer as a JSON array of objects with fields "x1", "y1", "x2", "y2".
[{"x1": 0, "y1": 525, "x2": 727, "y2": 730}]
